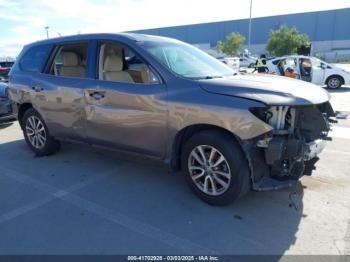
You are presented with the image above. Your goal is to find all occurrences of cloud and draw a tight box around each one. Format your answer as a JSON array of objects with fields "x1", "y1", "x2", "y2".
[
  {"x1": 0, "y1": 42, "x2": 24, "y2": 58},
  {"x1": 11, "y1": 26, "x2": 29, "y2": 33},
  {"x1": 0, "y1": 1, "x2": 42, "y2": 23},
  {"x1": 0, "y1": 34, "x2": 41, "y2": 57},
  {"x1": 1, "y1": 0, "x2": 350, "y2": 57}
]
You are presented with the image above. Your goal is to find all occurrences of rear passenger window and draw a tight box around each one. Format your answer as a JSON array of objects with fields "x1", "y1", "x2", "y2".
[
  {"x1": 98, "y1": 42, "x2": 160, "y2": 84},
  {"x1": 20, "y1": 45, "x2": 51, "y2": 72},
  {"x1": 49, "y1": 43, "x2": 88, "y2": 78}
]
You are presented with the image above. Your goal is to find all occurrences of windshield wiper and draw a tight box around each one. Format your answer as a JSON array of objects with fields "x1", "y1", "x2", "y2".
[
  {"x1": 189, "y1": 75, "x2": 224, "y2": 80},
  {"x1": 203, "y1": 75, "x2": 224, "y2": 79}
]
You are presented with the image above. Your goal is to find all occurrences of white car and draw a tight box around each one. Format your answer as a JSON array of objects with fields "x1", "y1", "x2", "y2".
[
  {"x1": 239, "y1": 54, "x2": 257, "y2": 68},
  {"x1": 266, "y1": 55, "x2": 350, "y2": 89},
  {"x1": 217, "y1": 56, "x2": 240, "y2": 72}
]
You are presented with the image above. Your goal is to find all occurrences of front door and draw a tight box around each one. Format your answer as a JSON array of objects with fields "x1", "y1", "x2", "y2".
[
  {"x1": 310, "y1": 57, "x2": 325, "y2": 85},
  {"x1": 86, "y1": 41, "x2": 167, "y2": 158},
  {"x1": 299, "y1": 58, "x2": 312, "y2": 82}
]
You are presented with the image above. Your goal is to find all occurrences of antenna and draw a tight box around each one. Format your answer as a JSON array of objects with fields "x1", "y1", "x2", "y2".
[
  {"x1": 44, "y1": 26, "x2": 49, "y2": 39},
  {"x1": 248, "y1": 0, "x2": 253, "y2": 51}
]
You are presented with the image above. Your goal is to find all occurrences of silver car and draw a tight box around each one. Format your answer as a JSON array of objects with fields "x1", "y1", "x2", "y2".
[{"x1": 9, "y1": 33, "x2": 335, "y2": 205}]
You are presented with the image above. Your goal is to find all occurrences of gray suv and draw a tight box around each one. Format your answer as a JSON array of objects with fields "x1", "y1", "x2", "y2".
[{"x1": 9, "y1": 33, "x2": 335, "y2": 205}]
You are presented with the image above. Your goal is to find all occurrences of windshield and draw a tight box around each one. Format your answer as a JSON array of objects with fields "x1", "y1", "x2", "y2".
[
  {"x1": 311, "y1": 57, "x2": 322, "y2": 67},
  {"x1": 138, "y1": 41, "x2": 235, "y2": 79}
]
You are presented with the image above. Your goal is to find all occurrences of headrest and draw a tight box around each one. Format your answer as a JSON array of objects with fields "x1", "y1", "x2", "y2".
[
  {"x1": 63, "y1": 52, "x2": 79, "y2": 66},
  {"x1": 104, "y1": 55, "x2": 123, "y2": 72}
]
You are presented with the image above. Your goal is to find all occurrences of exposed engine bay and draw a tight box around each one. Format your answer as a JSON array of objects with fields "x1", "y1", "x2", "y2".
[{"x1": 247, "y1": 102, "x2": 336, "y2": 190}]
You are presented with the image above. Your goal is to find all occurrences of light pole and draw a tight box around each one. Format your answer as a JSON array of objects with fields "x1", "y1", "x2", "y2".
[
  {"x1": 248, "y1": 0, "x2": 253, "y2": 52},
  {"x1": 44, "y1": 26, "x2": 49, "y2": 39}
]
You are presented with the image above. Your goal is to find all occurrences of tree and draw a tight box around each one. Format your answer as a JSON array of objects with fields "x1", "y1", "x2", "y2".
[
  {"x1": 266, "y1": 25, "x2": 310, "y2": 56},
  {"x1": 216, "y1": 32, "x2": 245, "y2": 56}
]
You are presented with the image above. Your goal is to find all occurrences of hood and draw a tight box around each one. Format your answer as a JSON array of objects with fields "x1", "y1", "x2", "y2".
[
  {"x1": 199, "y1": 74, "x2": 330, "y2": 106},
  {"x1": 332, "y1": 64, "x2": 350, "y2": 74}
]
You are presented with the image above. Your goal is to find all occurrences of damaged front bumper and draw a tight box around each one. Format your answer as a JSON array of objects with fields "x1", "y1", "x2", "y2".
[
  {"x1": 245, "y1": 102, "x2": 335, "y2": 191},
  {"x1": 251, "y1": 137, "x2": 327, "y2": 191},
  {"x1": 263, "y1": 137, "x2": 327, "y2": 168},
  {"x1": 304, "y1": 139, "x2": 327, "y2": 161}
]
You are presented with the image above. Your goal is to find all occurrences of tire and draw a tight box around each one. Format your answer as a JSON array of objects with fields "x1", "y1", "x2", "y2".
[
  {"x1": 326, "y1": 76, "x2": 342, "y2": 89},
  {"x1": 22, "y1": 108, "x2": 60, "y2": 156},
  {"x1": 181, "y1": 130, "x2": 250, "y2": 206}
]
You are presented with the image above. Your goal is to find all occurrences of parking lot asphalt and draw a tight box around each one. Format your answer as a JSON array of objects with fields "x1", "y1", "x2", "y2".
[{"x1": 0, "y1": 86, "x2": 349, "y2": 255}]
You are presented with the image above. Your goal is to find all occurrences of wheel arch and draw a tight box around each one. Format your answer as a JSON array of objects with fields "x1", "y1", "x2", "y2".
[
  {"x1": 325, "y1": 74, "x2": 344, "y2": 86},
  {"x1": 17, "y1": 103, "x2": 33, "y2": 128},
  {"x1": 170, "y1": 124, "x2": 247, "y2": 172}
]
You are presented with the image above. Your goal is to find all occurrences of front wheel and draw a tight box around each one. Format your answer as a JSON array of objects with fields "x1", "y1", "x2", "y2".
[
  {"x1": 326, "y1": 76, "x2": 342, "y2": 89},
  {"x1": 22, "y1": 108, "x2": 60, "y2": 156},
  {"x1": 181, "y1": 130, "x2": 250, "y2": 206}
]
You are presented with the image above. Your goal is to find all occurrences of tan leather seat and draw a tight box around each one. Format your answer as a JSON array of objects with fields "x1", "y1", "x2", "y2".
[
  {"x1": 103, "y1": 55, "x2": 134, "y2": 83},
  {"x1": 60, "y1": 52, "x2": 85, "y2": 77},
  {"x1": 139, "y1": 66, "x2": 149, "y2": 84}
]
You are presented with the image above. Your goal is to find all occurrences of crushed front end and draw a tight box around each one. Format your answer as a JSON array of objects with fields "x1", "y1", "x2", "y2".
[{"x1": 245, "y1": 102, "x2": 336, "y2": 190}]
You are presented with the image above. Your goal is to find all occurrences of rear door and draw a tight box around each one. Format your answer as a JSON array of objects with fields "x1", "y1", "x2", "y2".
[
  {"x1": 32, "y1": 41, "x2": 93, "y2": 140},
  {"x1": 85, "y1": 41, "x2": 167, "y2": 157}
]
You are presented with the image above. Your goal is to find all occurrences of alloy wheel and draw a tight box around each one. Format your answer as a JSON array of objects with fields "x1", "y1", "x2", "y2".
[
  {"x1": 188, "y1": 145, "x2": 231, "y2": 196},
  {"x1": 328, "y1": 77, "x2": 340, "y2": 89},
  {"x1": 25, "y1": 116, "x2": 47, "y2": 149}
]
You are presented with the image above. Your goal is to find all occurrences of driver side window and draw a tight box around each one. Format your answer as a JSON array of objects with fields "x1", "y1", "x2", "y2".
[{"x1": 98, "y1": 42, "x2": 160, "y2": 84}]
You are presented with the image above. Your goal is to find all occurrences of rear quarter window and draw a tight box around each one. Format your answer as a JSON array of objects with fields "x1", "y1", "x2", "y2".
[{"x1": 19, "y1": 44, "x2": 52, "y2": 72}]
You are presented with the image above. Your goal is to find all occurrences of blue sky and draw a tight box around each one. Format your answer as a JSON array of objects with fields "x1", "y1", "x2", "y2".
[{"x1": 1, "y1": 0, "x2": 350, "y2": 57}]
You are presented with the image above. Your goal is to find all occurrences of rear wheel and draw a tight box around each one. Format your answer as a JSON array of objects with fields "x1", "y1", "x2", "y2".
[
  {"x1": 181, "y1": 130, "x2": 250, "y2": 206},
  {"x1": 326, "y1": 76, "x2": 342, "y2": 89},
  {"x1": 22, "y1": 108, "x2": 60, "y2": 156}
]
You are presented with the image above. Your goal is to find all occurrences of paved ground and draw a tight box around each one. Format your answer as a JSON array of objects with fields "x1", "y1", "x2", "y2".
[{"x1": 0, "y1": 86, "x2": 349, "y2": 255}]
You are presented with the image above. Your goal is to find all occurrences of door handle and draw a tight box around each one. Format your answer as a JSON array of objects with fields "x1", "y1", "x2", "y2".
[
  {"x1": 32, "y1": 86, "x2": 43, "y2": 92},
  {"x1": 89, "y1": 91, "x2": 105, "y2": 100}
]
